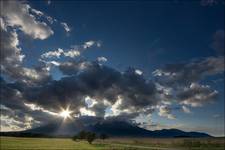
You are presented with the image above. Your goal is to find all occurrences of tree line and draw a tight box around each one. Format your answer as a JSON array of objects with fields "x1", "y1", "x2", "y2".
[{"x1": 72, "y1": 131, "x2": 108, "y2": 144}]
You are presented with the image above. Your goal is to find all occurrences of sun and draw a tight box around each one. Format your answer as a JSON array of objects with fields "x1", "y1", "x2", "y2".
[{"x1": 59, "y1": 108, "x2": 72, "y2": 119}]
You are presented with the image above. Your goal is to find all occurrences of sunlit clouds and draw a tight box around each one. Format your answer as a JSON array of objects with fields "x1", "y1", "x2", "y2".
[{"x1": 0, "y1": 0, "x2": 224, "y2": 136}]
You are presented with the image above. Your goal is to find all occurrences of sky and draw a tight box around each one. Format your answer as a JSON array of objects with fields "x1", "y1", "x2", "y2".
[{"x1": 0, "y1": 0, "x2": 224, "y2": 136}]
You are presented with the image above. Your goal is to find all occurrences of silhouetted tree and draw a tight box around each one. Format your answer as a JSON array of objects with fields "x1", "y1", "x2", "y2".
[
  {"x1": 99, "y1": 133, "x2": 108, "y2": 140},
  {"x1": 86, "y1": 132, "x2": 96, "y2": 144},
  {"x1": 72, "y1": 131, "x2": 96, "y2": 144},
  {"x1": 72, "y1": 135, "x2": 78, "y2": 141},
  {"x1": 77, "y1": 130, "x2": 87, "y2": 139}
]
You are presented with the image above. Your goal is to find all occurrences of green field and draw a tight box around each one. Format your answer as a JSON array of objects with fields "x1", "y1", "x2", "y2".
[{"x1": 0, "y1": 136, "x2": 224, "y2": 150}]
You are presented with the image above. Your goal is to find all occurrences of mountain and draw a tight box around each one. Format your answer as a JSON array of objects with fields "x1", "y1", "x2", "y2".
[{"x1": 11, "y1": 119, "x2": 211, "y2": 138}]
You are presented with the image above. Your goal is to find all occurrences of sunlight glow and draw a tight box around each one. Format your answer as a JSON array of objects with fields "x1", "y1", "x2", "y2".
[{"x1": 59, "y1": 108, "x2": 72, "y2": 119}]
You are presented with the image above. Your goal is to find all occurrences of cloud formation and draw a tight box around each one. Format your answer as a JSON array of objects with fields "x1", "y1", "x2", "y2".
[
  {"x1": 0, "y1": 0, "x2": 223, "y2": 133},
  {"x1": 22, "y1": 61, "x2": 157, "y2": 117},
  {"x1": 178, "y1": 83, "x2": 218, "y2": 107},
  {"x1": 41, "y1": 48, "x2": 80, "y2": 59},
  {"x1": 153, "y1": 56, "x2": 224, "y2": 87},
  {"x1": 40, "y1": 40, "x2": 102, "y2": 61},
  {"x1": 1, "y1": 1, "x2": 53, "y2": 40},
  {"x1": 158, "y1": 105, "x2": 176, "y2": 119}
]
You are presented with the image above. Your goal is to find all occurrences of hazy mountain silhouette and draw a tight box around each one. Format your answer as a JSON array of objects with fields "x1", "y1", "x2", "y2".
[{"x1": 17, "y1": 119, "x2": 211, "y2": 138}]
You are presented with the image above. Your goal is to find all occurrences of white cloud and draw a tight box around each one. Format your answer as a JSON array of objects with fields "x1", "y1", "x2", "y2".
[
  {"x1": 61, "y1": 22, "x2": 71, "y2": 32},
  {"x1": 85, "y1": 96, "x2": 98, "y2": 108},
  {"x1": 41, "y1": 48, "x2": 64, "y2": 58},
  {"x1": 80, "y1": 107, "x2": 96, "y2": 116},
  {"x1": 0, "y1": 25, "x2": 25, "y2": 66},
  {"x1": 41, "y1": 48, "x2": 80, "y2": 59},
  {"x1": 24, "y1": 103, "x2": 58, "y2": 116},
  {"x1": 1, "y1": 1, "x2": 53, "y2": 40},
  {"x1": 0, "y1": 17, "x2": 7, "y2": 31},
  {"x1": 182, "y1": 105, "x2": 191, "y2": 113},
  {"x1": 83, "y1": 41, "x2": 95, "y2": 49},
  {"x1": 64, "y1": 50, "x2": 80, "y2": 57},
  {"x1": 97, "y1": 57, "x2": 107, "y2": 63},
  {"x1": 135, "y1": 69, "x2": 143, "y2": 75},
  {"x1": 30, "y1": 8, "x2": 44, "y2": 16},
  {"x1": 0, "y1": 115, "x2": 40, "y2": 132},
  {"x1": 158, "y1": 105, "x2": 176, "y2": 120},
  {"x1": 30, "y1": 8, "x2": 55, "y2": 24}
]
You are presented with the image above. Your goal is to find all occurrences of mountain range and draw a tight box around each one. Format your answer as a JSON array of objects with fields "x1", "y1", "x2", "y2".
[{"x1": 3, "y1": 118, "x2": 210, "y2": 138}]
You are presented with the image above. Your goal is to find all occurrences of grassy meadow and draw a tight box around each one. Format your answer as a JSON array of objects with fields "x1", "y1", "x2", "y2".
[{"x1": 0, "y1": 136, "x2": 224, "y2": 150}]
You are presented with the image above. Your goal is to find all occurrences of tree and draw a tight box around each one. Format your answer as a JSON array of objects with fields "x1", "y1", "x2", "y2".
[
  {"x1": 72, "y1": 135, "x2": 78, "y2": 141},
  {"x1": 99, "y1": 133, "x2": 108, "y2": 140},
  {"x1": 77, "y1": 130, "x2": 87, "y2": 139},
  {"x1": 86, "y1": 132, "x2": 96, "y2": 144},
  {"x1": 72, "y1": 131, "x2": 96, "y2": 144}
]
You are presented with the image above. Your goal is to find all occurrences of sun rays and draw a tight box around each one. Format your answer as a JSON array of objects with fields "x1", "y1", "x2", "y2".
[{"x1": 59, "y1": 107, "x2": 73, "y2": 120}]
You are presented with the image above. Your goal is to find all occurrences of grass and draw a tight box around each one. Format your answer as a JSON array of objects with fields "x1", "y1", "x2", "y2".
[{"x1": 0, "y1": 136, "x2": 224, "y2": 150}]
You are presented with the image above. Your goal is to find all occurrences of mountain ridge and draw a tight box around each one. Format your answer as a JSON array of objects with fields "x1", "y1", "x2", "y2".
[{"x1": 1, "y1": 119, "x2": 211, "y2": 138}]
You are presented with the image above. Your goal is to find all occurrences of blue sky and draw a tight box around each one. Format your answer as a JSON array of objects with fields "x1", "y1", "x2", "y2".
[{"x1": 1, "y1": 0, "x2": 224, "y2": 136}]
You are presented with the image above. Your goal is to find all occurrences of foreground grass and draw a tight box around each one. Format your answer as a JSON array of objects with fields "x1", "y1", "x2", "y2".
[
  {"x1": 1, "y1": 137, "x2": 98, "y2": 150},
  {"x1": 0, "y1": 136, "x2": 224, "y2": 150},
  {"x1": 95, "y1": 137, "x2": 225, "y2": 150}
]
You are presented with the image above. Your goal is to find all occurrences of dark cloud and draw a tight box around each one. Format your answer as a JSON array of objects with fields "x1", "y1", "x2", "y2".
[
  {"x1": 22, "y1": 61, "x2": 157, "y2": 118},
  {"x1": 153, "y1": 56, "x2": 224, "y2": 87},
  {"x1": 0, "y1": 12, "x2": 51, "y2": 85},
  {"x1": 177, "y1": 83, "x2": 218, "y2": 107},
  {"x1": 0, "y1": 77, "x2": 58, "y2": 129},
  {"x1": 1, "y1": 55, "x2": 222, "y2": 130},
  {"x1": 0, "y1": 1, "x2": 223, "y2": 131}
]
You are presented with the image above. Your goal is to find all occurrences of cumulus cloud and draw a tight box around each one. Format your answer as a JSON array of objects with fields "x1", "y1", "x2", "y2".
[
  {"x1": 3, "y1": 61, "x2": 156, "y2": 121},
  {"x1": 1, "y1": 18, "x2": 50, "y2": 84},
  {"x1": 0, "y1": 21, "x2": 24, "y2": 67},
  {"x1": 153, "y1": 56, "x2": 224, "y2": 87},
  {"x1": 1, "y1": 54, "x2": 223, "y2": 130},
  {"x1": 41, "y1": 48, "x2": 80, "y2": 59},
  {"x1": 41, "y1": 48, "x2": 64, "y2": 58},
  {"x1": 178, "y1": 83, "x2": 218, "y2": 107},
  {"x1": 0, "y1": 1, "x2": 223, "y2": 131},
  {"x1": 1, "y1": 1, "x2": 53, "y2": 40},
  {"x1": 0, "y1": 0, "x2": 54, "y2": 85},
  {"x1": 41, "y1": 40, "x2": 102, "y2": 60},
  {"x1": 152, "y1": 56, "x2": 223, "y2": 118}
]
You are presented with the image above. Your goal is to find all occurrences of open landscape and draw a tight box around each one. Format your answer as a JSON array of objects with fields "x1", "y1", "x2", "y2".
[
  {"x1": 1, "y1": 0, "x2": 224, "y2": 150},
  {"x1": 1, "y1": 136, "x2": 224, "y2": 150}
]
